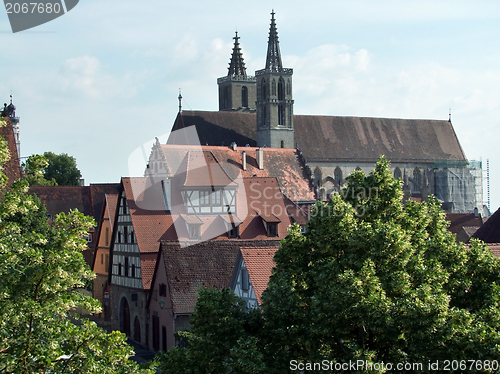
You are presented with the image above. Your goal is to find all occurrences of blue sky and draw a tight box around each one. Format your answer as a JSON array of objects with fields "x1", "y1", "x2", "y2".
[{"x1": 1, "y1": 0, "x2": 499, "y2": 212}]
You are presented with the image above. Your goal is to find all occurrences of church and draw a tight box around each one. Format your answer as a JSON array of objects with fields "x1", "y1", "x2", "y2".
[{"x1": 168, "y1": 11, "x2": 482, "y2": 214}]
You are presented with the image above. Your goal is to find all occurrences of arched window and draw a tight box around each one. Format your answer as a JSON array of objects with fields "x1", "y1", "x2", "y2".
[
  {"x1": 241, "y1": 86, "x2": 248, "y2": 107},
  {"x1": 334, "y1": 167, "x2": 342, "y2": 187},
  {"x1": 261, "y1": 79, "x2": 267, "y2": 100},
  {"x1": 314, "y1": 168, "x2": 322, "y2": 188},
  {"x1": 278, "y1": 105, "x2": 285, "y2": 126},
  {"x1": 413, "y1": 168, "x2": 421, "y2": 193},
  {"x1": 394, "y1": 167, "x2": 402, "y2": 180},
  {"x1": 278, "y1": 77, "x2": 285, "y2": 100}
]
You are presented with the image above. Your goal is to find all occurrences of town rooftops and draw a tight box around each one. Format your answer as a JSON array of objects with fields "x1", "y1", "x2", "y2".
[{"x1": 472, "y1": 207, "x2": 500, "y2": 243}]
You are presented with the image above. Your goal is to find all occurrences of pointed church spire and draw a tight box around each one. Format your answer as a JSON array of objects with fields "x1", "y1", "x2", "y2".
[
  {"x1": 227, "y1": 31, "x2": 247, "y2": 78},
  {"x1": 265, "y1": 10, "x2": 283, "y2": 72}
]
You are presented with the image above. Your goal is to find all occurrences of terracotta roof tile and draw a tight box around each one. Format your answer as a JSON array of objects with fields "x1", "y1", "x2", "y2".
[
  {"x1": 159, "y1": 145, "x2": 314, "y2": 202},
  {"x1": 140, "y1": 253, "x2": 158, "y2": 290},
  {"x1": 241, "y1": 247, "x2": 279, "y2": 305}
]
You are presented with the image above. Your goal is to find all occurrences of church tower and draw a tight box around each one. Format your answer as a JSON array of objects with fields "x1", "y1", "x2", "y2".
[
  {"x1": 256, "y1": 11, "x2": 294, "y2": 148},
  {"x1": 217, "y1": 32, "x2": 256, "y2": 111}
]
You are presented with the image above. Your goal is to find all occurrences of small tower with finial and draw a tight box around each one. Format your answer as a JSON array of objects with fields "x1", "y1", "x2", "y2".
[
  {"x1": 256, "y1": 10, "x2": 294, "y2": 148},
  {"x1": 217, "y1": 31, "x2": 256, "y2": 111},
  {"x1": 1, "y1": 94, "x2": 21, "y2": 164},
  {"x1": 178, "y1": 89, "x2": 182, "y2": 113}
]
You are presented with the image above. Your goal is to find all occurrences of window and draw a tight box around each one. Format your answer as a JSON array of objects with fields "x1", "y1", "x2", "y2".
[
  {"x1": 101, "y1": 254, "x2": 104, "y2": 264},
  {"x1": 131, "y1": 264, "x2": 136, "y2": 278},
  {"x1": 130, "y1": 230, "x2": 135, "y2": 244},
  {"x1": 334, "y1": 167, "x2": 342, "y2": 187},
  {"x1": 124, "y1": 226, "x2": 128, "y2": 244},
  {"x1": 278, "y1": 105, "x2": 285, "y2": 126},
  {"x1": 211, "y1": 190, "x2": 221, "y2": 206},
  {"x1": 241, "y1": 268, "x2": 249, "y2": 291},
  {"x1": 267, "y1": 223, "x2": 278, "y2": 237},
  {"x1": 200, "y1": 191, "x2": 210, "y2": 206},
  {"x1": 117, "y1": 231, "x2": 122, "y2": 243},
  {"x1": 280, "y1": 140, "x2": 284, "y2": 148},
  {"x1": 278, "y1": 77, "x2": 285, "y2": 100},
  {"x1": 228, "y1": 225, "x2": 239, "y2": 238},
  {"x1": 413, "y1": 168, "x2": 421, "y2": 193},
  {"x1": 124, "y1": 257, "x2": 129, "y2": 277},
  {"x1": 241, "y1": 86, "x2": 248, "y2": 107},
  {"x1": 159, "y1": 283, "x2": 167, "y2": 297},
  {"x1": 121, "y1": 197, "x2": 127, "y2": 215},
  {"x1": 105, "y1": 227, "x2": 109, "y2": 246},
  {"x1": 394, "y1": 167, "x2": 402, "y2": 180},
  {"x1": 118, "y1": 263, "x2": 122, "y2": 276},
  {"x1": 189, "y1": 225, "x2": 201, "y2": 239}
]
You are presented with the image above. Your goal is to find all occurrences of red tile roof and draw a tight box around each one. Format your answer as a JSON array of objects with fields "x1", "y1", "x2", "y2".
[
  {"x1": 179, "y1": 151, "x2": 236, "y2": 188},
  {"x1": 241, "y1": 247, "x2": 279, "y2": 305},
  {"x1": 487, "y1": 244, "x2": 500, "y2": 258},
  {"x1": 446, "y1": 213, "x2": 483, "y2": 234},
  {"x1": 158, "y1": 145, "x2": 314, "y2": 202}
]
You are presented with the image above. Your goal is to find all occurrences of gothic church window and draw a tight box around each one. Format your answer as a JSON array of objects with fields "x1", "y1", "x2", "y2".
[
  {"x1": 313, "y1": 168, "x2": 322, "y2": 188},
  {"x1": 334, "y1": 167, "x2": 342, "y2": 187},
  {"x1": 413, "y1": 168, "x2": 421, "y2": 193},
  {"x1": 394, "y1": 167, "x2": 402, "y2": 180},
  {"x1": 272, "y1": 79, "x2": 276, "y2": 96},
  {"x1": 286, "y1": 79, "x2": 291, "y2": 95},
  {"x1": 278, "y1": 105, "x2": 285, "y2": 126},
  {"x1": 241, "y1": 86, "x2": 248, "y2": 107},
  {"x1": 278, "y1": 77, "x2": 285, "y2": 100},
  {"x1": 261, "y1": 79, "x2": 267, "y2": 100}
]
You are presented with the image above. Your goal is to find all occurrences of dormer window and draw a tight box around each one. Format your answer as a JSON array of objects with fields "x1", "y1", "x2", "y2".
[
  {"x1": 189, "y1": 225, "x2": 201, "y2": 239},
  {"x1": 267, "y1": 223, "x2": 278, "y2": 237},
  {"x1": 181, "y1": 215, "x2": 203, "y2": 240},
  {"x1": 228, "y1": 225, "x2": 239, "y2": 238},
  {"x1": 259, "y1": 212, "x2": 281, "y2": 238}
]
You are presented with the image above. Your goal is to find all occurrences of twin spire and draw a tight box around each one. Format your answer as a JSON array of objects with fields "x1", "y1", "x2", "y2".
[
  {"x1": 264, "y1": 10, "x2": 283, "y2": 72},
  {"x1": 227, "y1": 10, "x2": 284, "y2": 77},
  {"x1": 227, "y1": 31, "x2": 247, "y2": 78}
]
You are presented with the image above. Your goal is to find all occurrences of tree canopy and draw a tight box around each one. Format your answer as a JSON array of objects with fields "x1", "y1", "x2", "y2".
[
  {"x1": 0, "y1": 118, "x2": 156, "y2": 373},
  {"x1": 157, "y1": 156, "x2": 500, "y2": 374},
  {"x1": 22, "y1": 152, "x2": 82, "y2": 186}
]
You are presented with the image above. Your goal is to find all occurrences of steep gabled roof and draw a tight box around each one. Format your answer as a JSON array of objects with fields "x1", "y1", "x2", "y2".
[
  {"x1": 0, "y1": 117, "x2": 21, "y2": 186},
  {"x1": 160, "y1": 242, "x2": 240, "y2": 314},
  {"x1": 169, "y1": 110, "x2": 466, "y2": 164},
  {"x1": 472, "y1": 207, "x2": 500, "y2": 243},
  {"x1": 241, "y1": 247, "x2": 278, "y2": 305},
  {"x1": 446, "y1": 213, "x2": 484, "y2": 234}
]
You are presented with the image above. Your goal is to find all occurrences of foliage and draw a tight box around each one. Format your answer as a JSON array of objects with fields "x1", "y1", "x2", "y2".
[
  {"x1": 22, "y1": 152, "x2": 82, "y2": 186},
  {"x1": 43, "y1": 151, "x2": 82, "y2": 186},
  {"x1": 261, "y1": 156, "x2": 500, "y2": 372},
  {"x1": 0, "y1": 117, "x2": 156, "y2": 373},
  {"x1": 156, "y1": 287, "x2": 266, "y2": 374},
  {"x1": 22, "y1": 154, "x2": 57, "y2": 186},
  {"x1": 157, "y1": 156, "x2": 500, "y2": 374}
]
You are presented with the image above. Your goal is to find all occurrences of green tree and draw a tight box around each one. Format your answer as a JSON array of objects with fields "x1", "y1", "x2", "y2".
[
  {"x1": 43, "y1": 151, "x2": 82, "y2": 186},
  {"x1": 0, "y1": 118, "x2": 156, "y2": 373},
  {"x1": 22, "y1": 154, "x2": 58, "y2": 186},
  {"x1": 156, "y1": 287, "x2": 266, "y2": 374},
  {"x1": 261, "y1": 157, "x2": 500, "y2": 373}
]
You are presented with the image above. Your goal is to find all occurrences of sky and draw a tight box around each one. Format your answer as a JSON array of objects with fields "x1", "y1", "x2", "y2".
[{"x1": 1, "y1": 0, "x2": 500, "y2": 212}]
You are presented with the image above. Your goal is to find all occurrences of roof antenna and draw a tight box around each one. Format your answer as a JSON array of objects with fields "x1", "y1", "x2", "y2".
[
  {"x1": 178, "y1": 89, "x2": 182, "y2": 113},
  {"x1": 448, "y1": 108, "x2": 451, "y2": 122}
]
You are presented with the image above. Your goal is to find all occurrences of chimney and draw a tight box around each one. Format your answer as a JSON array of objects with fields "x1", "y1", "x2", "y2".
[
  {"x1": 162, "y1": 178, "x2": 172, "y2": 212},
  {"x1": 256, "y1": 148, "x2": 264, "y2": 170},
  {"x1": 242, "y1": 151, "x2": 247, "y2": 171},
  {"x1": 231, "y1": 142, "x2": 237, "y2": 152}
]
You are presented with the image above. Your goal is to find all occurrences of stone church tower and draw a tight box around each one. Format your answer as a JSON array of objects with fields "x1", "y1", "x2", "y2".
[
  {"x1": 217, "y1": 32, "x2": 256, "y2": 111},
  {"x1": 256, "y1": 11, "x2": 294, "y2": 148}
]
